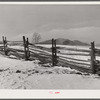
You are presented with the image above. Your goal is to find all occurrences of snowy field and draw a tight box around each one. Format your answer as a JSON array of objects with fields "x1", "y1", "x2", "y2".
[
  {"x1": 0, "y1": 54, "x2": 100, "y2": 89},
  {"x1": 0, "y1": 44, "x2": 100, "y2": 89}
]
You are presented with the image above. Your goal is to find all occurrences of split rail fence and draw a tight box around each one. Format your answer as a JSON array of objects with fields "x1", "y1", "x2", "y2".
[{"x1": 0, "y1": 36, "x2": 100, "y2": 74}]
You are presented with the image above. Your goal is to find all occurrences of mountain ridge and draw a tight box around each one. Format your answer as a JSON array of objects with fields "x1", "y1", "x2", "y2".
[{"x1": 39, "y1": 38, "x2": 90, "y2": 46}]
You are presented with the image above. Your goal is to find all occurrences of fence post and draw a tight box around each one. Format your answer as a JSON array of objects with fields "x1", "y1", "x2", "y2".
[
  {"x1": 26, "y1": 37, "x2": 30, "y2": 58},
  {"x1": 23, "y1": 36, "x2": 30, "y2": 60},
  {"x1": 2, "y1": 36, "x2": 8, "y2": 55},
  {"x1": 54, "y1": 39, "x2": 57, "y2": 65},
  {"x1": 52, "y1": 38, "x2": 54, "y2": 66},
  {"x1": 90, "y1": 41, "x2": 96, "y2": 74},
  {"x1": 52, "y1": 38, "x2": 57, "y2": 66},
  {"x1": 23, "y1": 36, "x2": 27, "y2": 60}
]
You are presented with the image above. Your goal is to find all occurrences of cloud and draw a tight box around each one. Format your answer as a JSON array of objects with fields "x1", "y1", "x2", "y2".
[
  {"x1": 41, "y1": 26, "x2": 100, "y2": 44},
  {"x1": 10, "y1": 33, "x2": 33, "y2": 42},
  {"x1": 8, "y1": 26, "x2": 100, "y2": 44}
]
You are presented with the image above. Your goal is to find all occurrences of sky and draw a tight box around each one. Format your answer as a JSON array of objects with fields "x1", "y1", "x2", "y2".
[{"x1": 0, "y1": 4, "x2": 100, "y2": 44}]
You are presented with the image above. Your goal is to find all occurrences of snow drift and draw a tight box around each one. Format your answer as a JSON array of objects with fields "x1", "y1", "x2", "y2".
[{"x1": 0, "y1": 54, "x2": 100, "y2": 89}]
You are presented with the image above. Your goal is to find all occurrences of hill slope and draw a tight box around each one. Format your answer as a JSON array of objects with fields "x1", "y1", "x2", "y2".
[{"x1": 39, "y1": 38, "x2": 89, "y2": 46}]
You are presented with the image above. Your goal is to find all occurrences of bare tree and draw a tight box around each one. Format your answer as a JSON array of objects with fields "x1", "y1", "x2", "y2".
[{"x1": 32, "y1": 32, "x2": 41, "y2": 44}]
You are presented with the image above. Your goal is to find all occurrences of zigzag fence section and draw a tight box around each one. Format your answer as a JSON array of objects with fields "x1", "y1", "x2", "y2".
[{"x1": 0, "y1": 36, "x2": 100, "y2": 74}]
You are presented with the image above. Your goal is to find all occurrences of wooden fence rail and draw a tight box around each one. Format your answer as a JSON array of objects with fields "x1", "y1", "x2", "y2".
[
  {"x1": 58, "y1": 58, "x2": 92, "y2": 73},
  {"x1": 0, "y1": 36, "x2": 100, "y2": 74},
  {"x1": 58, "y1": 52, "x2": 90, "y2": 56},
  {"x1": 58, "y1": 55, "x2": 90, "y2": 63},
  {"x1": 58, "y1": 47, "x2": 90, "y2": 53}
]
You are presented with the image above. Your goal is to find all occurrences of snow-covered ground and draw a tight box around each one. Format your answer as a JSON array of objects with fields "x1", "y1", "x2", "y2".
[
  {"x1": 1, "y1": 44, "x2": 100, "y2": 89},
  {"x1": 0, "y1": 54, "x2": 100, "y2": 89}
]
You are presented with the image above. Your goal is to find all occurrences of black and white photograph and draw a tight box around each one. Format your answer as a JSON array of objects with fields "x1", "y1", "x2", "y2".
[{"x1": 0, "y1": 2, "x2": 100, "y2": 92}]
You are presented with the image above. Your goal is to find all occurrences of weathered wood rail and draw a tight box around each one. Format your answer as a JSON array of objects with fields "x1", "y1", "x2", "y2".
[
  {"x1": 0, "y1": 36, "x2": 100, "y2": 74},
  {"x1": 58, "y1": 47, "x2": 90, "y2": 53},
  {"x1": 58, "y1": 58, "x2": 92, "y2": 73}
]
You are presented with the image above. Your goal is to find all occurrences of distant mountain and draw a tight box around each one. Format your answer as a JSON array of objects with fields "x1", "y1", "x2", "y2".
[{"x1": 39, "y1": 38, "x2": 90, "y2": 46}]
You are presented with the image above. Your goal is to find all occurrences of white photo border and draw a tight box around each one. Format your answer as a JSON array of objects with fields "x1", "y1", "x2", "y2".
[{"x1": 0, "y1": 1, "x2": 100, "y2": 99}]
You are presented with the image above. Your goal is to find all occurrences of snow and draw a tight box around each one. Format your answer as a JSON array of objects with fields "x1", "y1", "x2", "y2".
[
  {"x1": 8, "y1": 45, "x2": 24, "y2": 50},
  {"x1": 59, "y1": 49, "x2": 89, "y2": 54},
  {"x1": 1, "y1": 44, "x2": 100, "y2": 89},
  {"x1": 36, "y1": 44, "x2": 90, "y2": 50},
  {"x1": 0, "y1": 54, "x2": 100, "y2": 89}
]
